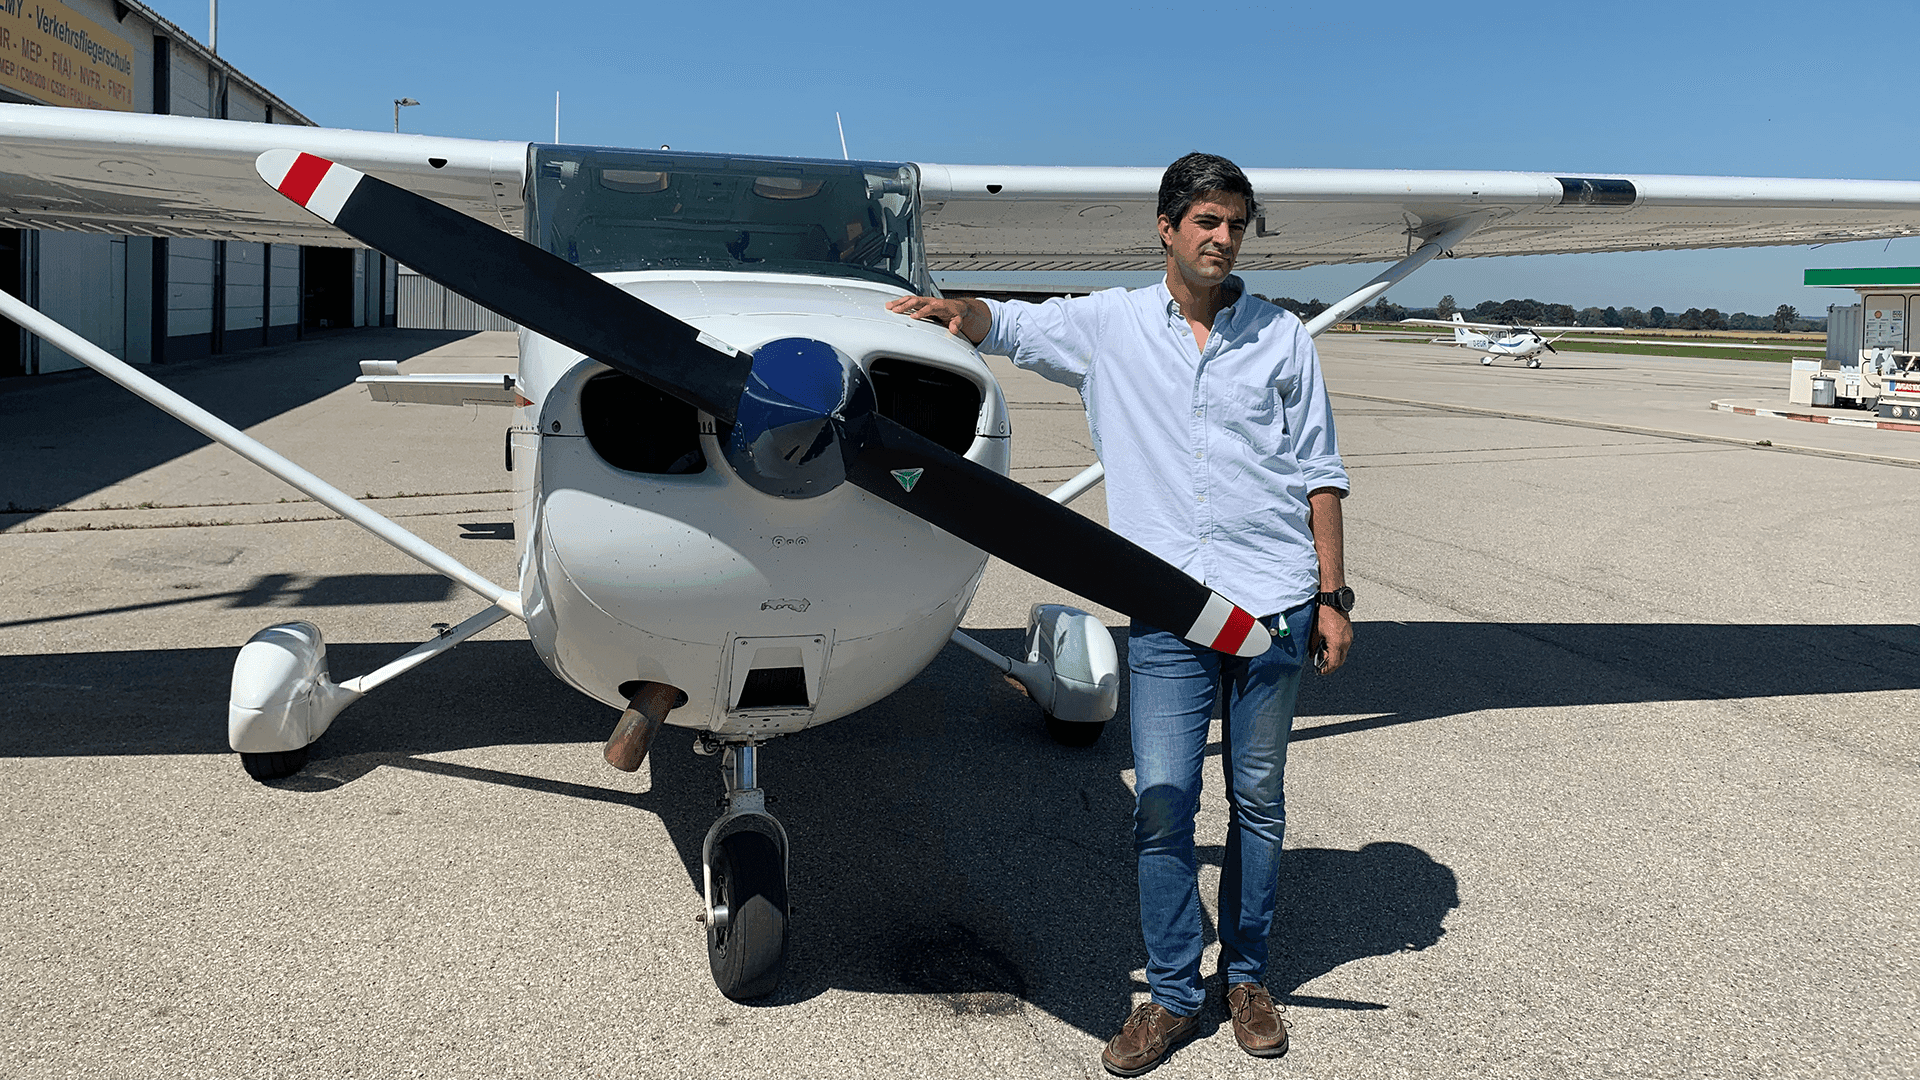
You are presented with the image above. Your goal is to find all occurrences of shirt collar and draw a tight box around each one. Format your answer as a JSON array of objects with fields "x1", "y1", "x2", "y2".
[{"x1": 1162, "y1": 274, "x2": 1247, "y2": 323}]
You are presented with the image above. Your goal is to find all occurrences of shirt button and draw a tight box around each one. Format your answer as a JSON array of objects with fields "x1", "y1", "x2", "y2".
[
  {"x1": 1194, "y1": 451, "x2": 1204, "y2": 460},
  {"x1": 1196, "y1": 495, "x2": 1206, "y2": 503},
  {"x1": 1200, "y1": 536, "x2": 1210, "y2": 544},
  {"x1": 1193, "y1": 409, "x2": 1203, "y2": 417}
]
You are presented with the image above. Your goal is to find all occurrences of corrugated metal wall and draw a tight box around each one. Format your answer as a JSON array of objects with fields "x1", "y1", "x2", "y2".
[
  {"x1": 1828, "y1": 304, "x2": 1861, "y2": 365},
  {"x1": 397, "y1": 270, "x2": 518, "y2": 332}
]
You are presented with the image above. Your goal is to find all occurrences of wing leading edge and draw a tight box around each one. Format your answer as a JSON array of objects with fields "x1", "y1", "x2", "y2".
[
  {"x1": 0, "y1": 104, "x2": 528, "y2": 246},
  {"x1": 5, "y1": 105, "x2": 1918, "y2": 266},
  {"x1": 915, "y1": 163, "x2": 1920, "y2": 273}
]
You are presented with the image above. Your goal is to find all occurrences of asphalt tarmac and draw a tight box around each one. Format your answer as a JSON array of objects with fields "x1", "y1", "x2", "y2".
[{"x1": 2, "y1": 328, "x2": 1915, "y2": 1080}]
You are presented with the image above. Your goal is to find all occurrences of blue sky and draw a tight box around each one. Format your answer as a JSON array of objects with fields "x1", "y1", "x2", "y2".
[{"x1": 150, "y1": 0, "x2": 1920, "y2": 315}]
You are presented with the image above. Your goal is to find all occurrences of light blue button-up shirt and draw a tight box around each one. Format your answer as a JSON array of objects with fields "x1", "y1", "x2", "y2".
[{"x1": 979, "y1": 278, "x2": 1347, "y2": 619}]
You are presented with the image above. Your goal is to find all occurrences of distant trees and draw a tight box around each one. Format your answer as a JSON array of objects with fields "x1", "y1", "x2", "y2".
[
  {"x1": 1264, "y1": 296, "x2": 1330, "y2": 321},
  {"x1": 1472, "y1": 298, "x2": 1547, "y2": 324},
  {"x1": 1363, "y1": 298, "x2": 1407, "y2": 322},
  {"x1": 1671, "y1": 307, "x2": 1718, "y2": 330},
  {"x1": 1273, "y1": 292, "x2": 1821, "y2": 333}
]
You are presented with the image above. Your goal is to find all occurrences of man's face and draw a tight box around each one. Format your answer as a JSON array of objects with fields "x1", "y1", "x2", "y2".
[{"x1": 1159, "y1": 191, "x2": 1248, "y2": 290}]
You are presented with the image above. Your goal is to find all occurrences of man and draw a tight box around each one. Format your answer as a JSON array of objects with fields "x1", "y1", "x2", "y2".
[{"x1": 887, "y1": 152, "x2": 1351, "y2": 1075}]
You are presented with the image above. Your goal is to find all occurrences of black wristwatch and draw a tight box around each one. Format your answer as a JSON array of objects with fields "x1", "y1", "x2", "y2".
[{"x1": 1316, "y1": 586, "x2": 1355, "y2": 615}]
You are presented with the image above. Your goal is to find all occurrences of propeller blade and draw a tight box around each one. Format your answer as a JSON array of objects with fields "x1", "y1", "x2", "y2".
[
  {"x1": 255, "y1": 150, "x2": 752, "y2": 423},
  {"x1": 255, "y1": 155, "x2": 1269, "y2": 657},
  {"x1": 1543, "y1": 340, "x2": 1559, "y2": 353},
  {"x1": 843, "y1": 413, "x2": 1271, "y2": 657}
]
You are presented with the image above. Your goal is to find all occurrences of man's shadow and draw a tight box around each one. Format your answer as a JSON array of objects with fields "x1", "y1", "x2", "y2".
[{"x1": 1271, "y1": 842, "x2": 1457, "y2": 1009}]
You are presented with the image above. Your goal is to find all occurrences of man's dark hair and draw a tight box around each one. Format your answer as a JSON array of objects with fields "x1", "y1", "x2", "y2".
[{"x1": 1157, "y1": 152, "x2": 1257, "y2": 230}]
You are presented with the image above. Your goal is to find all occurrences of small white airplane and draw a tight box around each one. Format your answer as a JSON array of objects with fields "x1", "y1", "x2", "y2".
[
  {"x1": 7, "y1": 102, "x2": 1920, "y2": 1000},
  {"x1": 1403, "y1": 313, "x2": 1573, "y2": 368}
]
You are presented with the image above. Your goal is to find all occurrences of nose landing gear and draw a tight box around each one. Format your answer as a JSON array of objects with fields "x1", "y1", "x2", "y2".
[{"x1": 698, "y1": 738, "x2": 791, "y2": 1000}]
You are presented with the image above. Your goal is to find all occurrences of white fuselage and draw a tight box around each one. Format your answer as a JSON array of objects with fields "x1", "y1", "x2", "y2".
[
  {"x1": 508, "y1": 271, "x2": 1007, "y2": 738},
  {"x1": 1455, "y1": 325, "x2": 1547, "y2": 357}
]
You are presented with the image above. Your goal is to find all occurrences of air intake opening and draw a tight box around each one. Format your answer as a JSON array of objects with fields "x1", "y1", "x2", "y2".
[
  {"x1": 736, "y1": 667, "x2": 810, "y2": 708},
  {"x1": 579, "y1": 370, "x2": 707, "y2": 474},
  {"x1": 869, "y1": 358, "x2": 982, "y2": 454}
]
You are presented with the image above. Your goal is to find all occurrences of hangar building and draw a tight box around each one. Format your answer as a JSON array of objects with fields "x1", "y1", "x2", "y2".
[{"x1": 0, "y1": 0, "x2": 396, "y2": 377}]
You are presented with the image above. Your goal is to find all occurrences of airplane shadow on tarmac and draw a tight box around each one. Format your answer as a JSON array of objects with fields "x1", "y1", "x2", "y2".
[
  {"x1": 0, "y1": 328, "x2": 476, "y2": 521},
  {"x1": 3, "y1": 618, "x2": 1915, "y2": 1034}
]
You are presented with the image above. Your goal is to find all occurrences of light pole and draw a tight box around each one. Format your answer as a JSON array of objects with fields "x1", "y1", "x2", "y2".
[{"x1": 393, "y1": 97, "x2": 419, "y2": 133}]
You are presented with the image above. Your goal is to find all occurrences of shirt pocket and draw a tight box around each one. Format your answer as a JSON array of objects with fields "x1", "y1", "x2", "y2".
[{"x1": 1220, "y1": 382, "x2": 1285, "y2": 457}]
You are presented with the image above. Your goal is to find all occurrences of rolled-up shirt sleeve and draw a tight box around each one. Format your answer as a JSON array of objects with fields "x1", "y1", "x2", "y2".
[
  {"x1": 1282, "y1": 320, "x2": 1350, "y2": 496},
  {"x1": 978, "y1": 295, "x2": 1112, "y2": 391}
]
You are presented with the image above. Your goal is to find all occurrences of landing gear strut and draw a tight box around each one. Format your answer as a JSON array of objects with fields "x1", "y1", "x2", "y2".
[{"x1": 699, "y1": 740, "x2": 791, "y2": 1000}]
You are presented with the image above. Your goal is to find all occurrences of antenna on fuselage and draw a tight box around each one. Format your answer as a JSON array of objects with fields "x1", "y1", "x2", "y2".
[
  {"x1": 836, "y1": 112, "x2": 848, "y2": 160},
  {"x1": 554, "y1": 91, "x2": 560, "y2": 142}
]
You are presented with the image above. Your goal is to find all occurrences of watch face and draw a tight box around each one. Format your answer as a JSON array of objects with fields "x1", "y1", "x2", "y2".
[{"x1": 1323, "y1": 587, "x2": 1354, "y2": 613}]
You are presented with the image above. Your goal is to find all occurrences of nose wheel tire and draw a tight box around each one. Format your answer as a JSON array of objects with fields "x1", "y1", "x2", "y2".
[
  {"x1": 1527, "y1": 358, "x2": 1542, "y2": 368},
  {"x1": 239, "y1": 746, "x2": 309, "y2": 781},
  {"x1": 708, "y1": 831, "x2": 789, "y2": 1000},
  {"x1": 1044, "y1": 714, "x2": 1106, "y2": 747}
]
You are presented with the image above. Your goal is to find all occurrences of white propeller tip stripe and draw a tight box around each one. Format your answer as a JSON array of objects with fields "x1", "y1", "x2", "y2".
[
  {"x1": 1231, "y1": 629, "x2": 1271, "y2": 658},
  {"x1": 1186, "y1": 593, "x2": 1236, "y2": 645},
  {"x1": 253, "y1": 148, "x2": 301, "y2": 188},
  {"x1": 304, "y1": 164, "x2": 362, "y2": 223}
]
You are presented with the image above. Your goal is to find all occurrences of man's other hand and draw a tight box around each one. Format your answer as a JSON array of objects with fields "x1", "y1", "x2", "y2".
[
  {"x1": 1308, "y1": 604, "x2": 1352, "y2": 675},
  {"x1": 884, "y1": 295, "x2": 991, "y2": 344}
]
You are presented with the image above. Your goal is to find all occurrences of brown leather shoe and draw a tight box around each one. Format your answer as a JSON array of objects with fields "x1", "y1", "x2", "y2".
[
  {"x1": 1101, "y1": 1001, "x2": 1200, "y2": 1076},
  {"x1": 1225, "y1": 982, "x2": 1289, "y2": 1057}
]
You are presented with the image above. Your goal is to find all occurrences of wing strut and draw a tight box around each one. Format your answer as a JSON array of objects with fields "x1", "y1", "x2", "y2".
[
  {"x1": 1300, "y1": 213, "x2": 1495, "y2": 336},
  {"x1": 1045, "y1": 212, "x2": 1495, "y2": 504},
  {"x1": 0, "y1": 287, "x2": 523, "y2": 620}
]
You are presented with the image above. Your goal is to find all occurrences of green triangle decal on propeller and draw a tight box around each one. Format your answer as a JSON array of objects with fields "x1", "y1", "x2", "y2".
[{"x1": 890, "y1": 468, "x2": 924, "y2": 492}]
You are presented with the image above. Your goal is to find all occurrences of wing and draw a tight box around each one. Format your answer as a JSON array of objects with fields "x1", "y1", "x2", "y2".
[
  {"x1": 1403, "y1": 317, "x2": 1509, "y2": 330},
  {"x1": 0, "y1": 103, "x2": 528, "y2": 246},
  {"x1": 915, "y1": 164, "x2": 1920, "y2": 272}
]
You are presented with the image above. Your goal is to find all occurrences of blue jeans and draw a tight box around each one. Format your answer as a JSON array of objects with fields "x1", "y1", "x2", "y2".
[{"x1": 1127, "y1": 601, "x2": 1312, "y2": 1015}]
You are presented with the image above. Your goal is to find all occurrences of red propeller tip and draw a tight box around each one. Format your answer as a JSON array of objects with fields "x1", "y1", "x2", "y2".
[
  {"x1": 1187, "y1": 594, "x2": 1270, "y2": 657},
  {"x1": 255, "y1": 150, "x2": 362, "y2": 223}
]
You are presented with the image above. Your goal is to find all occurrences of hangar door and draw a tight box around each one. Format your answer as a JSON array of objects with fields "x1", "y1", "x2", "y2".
[
  {"x1": 0, "y1": 230, "x2": 18, "y2": 377},
  {"x1": 304, "y1": 247, "x2": 355, "y2": 330}
]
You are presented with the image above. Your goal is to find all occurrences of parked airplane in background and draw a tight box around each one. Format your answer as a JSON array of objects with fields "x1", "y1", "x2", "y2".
[
  {"x1": 1404, "y1": 313, "x2": 1572, "y2": 368},
  {"x1": 6, "y1": 102, "x2": 1920, "y2": 1000}
]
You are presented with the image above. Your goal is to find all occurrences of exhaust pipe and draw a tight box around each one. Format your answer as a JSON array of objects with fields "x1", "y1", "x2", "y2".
[{"x1": 604, "y1": 681, "x2": 683, "y2": 772}]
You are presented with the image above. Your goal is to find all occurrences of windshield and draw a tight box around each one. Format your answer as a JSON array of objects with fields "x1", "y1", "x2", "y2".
[{"x1": 527, "y1": 146, "x2": 924, "y2": 291}]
